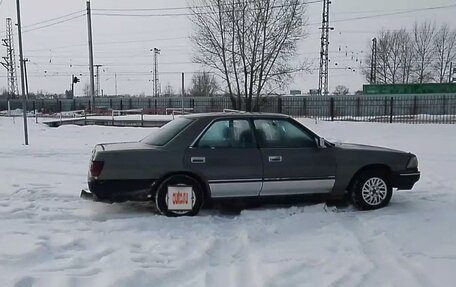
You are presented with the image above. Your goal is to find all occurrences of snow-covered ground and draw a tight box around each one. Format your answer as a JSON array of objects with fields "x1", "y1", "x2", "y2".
[{"x1": 0, "y1": 117, "x2": 455, "y2": 287}]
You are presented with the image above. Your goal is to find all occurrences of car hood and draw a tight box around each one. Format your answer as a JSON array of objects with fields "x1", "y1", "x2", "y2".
[{"x1": 335, "y1": 142, "x2": 405, "y2": 153}]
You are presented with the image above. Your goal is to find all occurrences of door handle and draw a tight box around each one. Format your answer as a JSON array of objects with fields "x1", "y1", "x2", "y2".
[
  {"x1": 191, "y1": 157, "x2": 206, "y2": 164},
  {"x1": 268, "y1": 156, "x2": 282, "y2": 163}
]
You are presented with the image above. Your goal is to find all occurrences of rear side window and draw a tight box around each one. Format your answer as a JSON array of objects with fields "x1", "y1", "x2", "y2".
[
  {"x1": 196, "y1": 119, "x2": 255, "y2": 148},
  {"x1": 141, "y1": 117, "x2": 193, "y2": 146},
  {"x1": 254, "y1": 119, "x2": 317, "y2": 148}
]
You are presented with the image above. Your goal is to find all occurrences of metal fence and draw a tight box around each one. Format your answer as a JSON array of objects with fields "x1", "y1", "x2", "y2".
[{"x1": 1, "y1": 94, "x2": 455, "y2": 124}]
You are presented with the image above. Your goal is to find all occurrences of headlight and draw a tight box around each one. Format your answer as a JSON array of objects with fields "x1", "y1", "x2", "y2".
[{"x1": 407, "y1": 156, "x2": 418, "y2": 169}]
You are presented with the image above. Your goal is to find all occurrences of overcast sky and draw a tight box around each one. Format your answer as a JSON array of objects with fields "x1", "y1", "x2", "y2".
[{"x1": 0, "y1": 0, "x2": 455, "y2": 96}]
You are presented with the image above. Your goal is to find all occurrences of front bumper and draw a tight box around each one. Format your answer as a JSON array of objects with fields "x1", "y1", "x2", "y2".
[{"x1": 391, "y1": 170, "x2": 420, "y2": 190}]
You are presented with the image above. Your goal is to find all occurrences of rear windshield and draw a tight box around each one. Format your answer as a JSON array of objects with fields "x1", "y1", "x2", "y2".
[{"x1": 141, "y1": 117, "x2": 193, "y2": 146}]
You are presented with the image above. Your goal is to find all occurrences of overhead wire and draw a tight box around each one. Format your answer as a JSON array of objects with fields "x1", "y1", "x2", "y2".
[
  {"x1": 93, "y1": 0, "x2": 322, "y2": 12},
  {"x1": 92, "y1": 3, "x2": 456, "y2": 23},
  {"x1": 25, "y1": 36, "x2": 189, "y2": 53},
  {"x1": 92, "y1": 0, "x2": 322, "y2": 17},
  {"x1": 3, "y1": 2, "x2": 455, "y2": 90},
  {"x1": 22, "y1": 10, "x2": 86, "y2": 29},
  {"x1": 0, "y1": 10, "x2": 86, "y2": 34},
  {"x1": 22, "y1": 14, "x2": 86, "y2": 33},
  {"x1": 330, "y1": 4, "x2": 456, "y2": 24}
]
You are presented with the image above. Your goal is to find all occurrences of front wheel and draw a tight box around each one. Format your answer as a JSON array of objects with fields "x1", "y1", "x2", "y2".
[
  {"x1": 351, "y1": 171, "x2": 392, "y2": 210},
  {"x1": 155, "y1": 174, "x2": 204, "y2": 217}
]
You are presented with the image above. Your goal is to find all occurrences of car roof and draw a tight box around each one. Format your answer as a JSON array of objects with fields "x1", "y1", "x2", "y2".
[{"x1": 182, "y1": 112, "x2": 290, "y2": 120}]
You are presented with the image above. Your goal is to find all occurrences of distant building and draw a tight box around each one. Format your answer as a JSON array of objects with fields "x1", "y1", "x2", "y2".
[
  {"x1": 290, "y1": 90, "x2": 302, "y2": 95},
  {"x1": 363, "y1": 83, "x2": 456, "y2": 95}
]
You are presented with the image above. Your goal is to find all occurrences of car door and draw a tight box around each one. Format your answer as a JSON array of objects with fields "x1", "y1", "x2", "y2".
[
  {"x1": 254, "y1": 118, "x2": 336, "y2": 196},
  {"x1": 184, "y1": 118, "x2": 263, "y2": 198}
]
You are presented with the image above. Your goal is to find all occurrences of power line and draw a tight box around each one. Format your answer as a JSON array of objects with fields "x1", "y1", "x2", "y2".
[
  {"x1": 309, "y1": 4, "x2": 456, "y2": 26},
  {"x1": 3, "y1": 2, "x2": 453, "y2": 35},
  {"x1": 22, "y1": 10, "x2": 86, "y2": 29},
  {"x1": 23, "y1": 14, "x2": 86, "y2": 33},
  {"x1": 0, "y1": 10, "x2": 86, "y2": 35},
  {"x1": 0, "y1": 71, "x2": 217, "y2": 78},
  {"x1": 24, "y1": 36, "x2": 189, "y2": 52},
  {"x1": 92, "y1": 3, "x2": 456, "y2": 21},
  {"x1": 29, "y1": 61, "x2": 194, "y2": 67},
  {"x1": 13, "y1": 4, "x2": 454, "y2": 53},
  {"x1": 334, "y1": 6, "x2": 451, "y2": 15},
  {"x1": 93, "y1": 1, "x2": 322, "y2": 17},
  {"x1": 91, "y1": 36, "x2": 189, "y2": 46},
  {"x1": 93, "y1": 0, "x2": 322, "y2": 12}
]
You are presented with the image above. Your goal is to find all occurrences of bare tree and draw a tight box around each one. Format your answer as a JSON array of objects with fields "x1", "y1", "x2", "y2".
[
  {"x1": 190, "y1": 0, "x2": 308, "y2": 111},
  {"x1": 376, "y1": 31, "x2": 391, "y2": 84},
  {"x1": 413, "y1": 21, "x2": 436, "y2": 83},
  {"x1": 398, "y1": 29, "x2": 415, "y2": 84},
  {"x1": 189, "y1": 72, "x2": 219, "y2": 97},
  {"x1": 376, "y1": 30, "x2": 405, "y2": 84},
  {"x1": 0, "y1": 88, "x2": 9, "y2": 99},
  {"x1": 363, "y1": 29, "x2": 415, "y2": 84},
  {"x1": 388, "y1": 30, "x2": 407, "y2": 84},
  {"x1": 163, "y1": 83, "x2": 175, "y2": 97},
  {"x1": 433, "y1": 24, "x2": 456, "y2": 83},
  {"x1": 82, "y1": 82, "x2": 90, "y2": 97},
  {"x1": 364, "y1": 22, "x2": 456, "y2": 85},
  {"x1": 333, "y1": 85, "x2": 349, "y2": 96}
]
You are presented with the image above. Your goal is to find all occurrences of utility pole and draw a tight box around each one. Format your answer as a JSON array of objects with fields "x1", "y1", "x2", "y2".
[
  {"x1": 94, "y1": 64, "x2": 103, "y2": 96},
  {"x1": 86, "y1": 1, "x2": 95, "y2": 111},
  {"x1": 1, "y1": 18, "x2": 19, "y2": 99},
  {"x1": 449, "y1": 62, "x2": 453, "y2": 83},
  {"x1": 181, "y1": 72, "x2": 185, "y2": 114},
  {"x1": 370, "y1": 38, "x2": 377, "y2": 84},
  {"x1": 115, "y1": 73, "x2": 118, "y2": 96},
  {"x1": 23, "y1": 58, "x2": 29, "y2": 97},
  {"x1": 151, "y1": 48, "x2": 160, "y2": 97},
  {"x1": 71, "y1": 74, "x2": 75, "y2": 98},
  {"x1": 16, "y1": 0, "x2": 29, "y2": 145},
  {"x1": 318, "y1": 0, "x2": 333, "y2": 96}
]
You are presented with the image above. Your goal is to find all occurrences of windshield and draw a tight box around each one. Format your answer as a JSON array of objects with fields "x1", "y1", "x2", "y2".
[{"x1": 141, "y1": 117, "x2": 193, "y2": 146}]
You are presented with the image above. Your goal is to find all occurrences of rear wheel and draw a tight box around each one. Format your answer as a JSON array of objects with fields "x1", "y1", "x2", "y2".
[
  {"x1": 155, "y1": 174, "x2": 204, "y2": 217},
  {"x1": 351, "y1": 170, "x2": 392, "y2": 210}
]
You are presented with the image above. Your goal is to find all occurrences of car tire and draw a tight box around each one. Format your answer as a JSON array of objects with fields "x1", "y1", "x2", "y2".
[
  {"x1": 155, "y1": 174, "x2": 204, "y2": 217},
  {"x1": 351, "y1": 170, "x2": 392, "y2": 210}
]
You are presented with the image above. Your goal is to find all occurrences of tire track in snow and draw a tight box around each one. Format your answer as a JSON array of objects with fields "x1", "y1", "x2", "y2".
[
  {"x1": 201, "y1": 225, "x2": 263, "y2": 287},
  {"x1": 230, "y1": 226, "x2": 263, "y2": 287},
  {"x1": 133, "y1": 231, "x2": 228, "y2": 287},
  {"x1": 136, "y1": 220, "x2": 264, "y2": 287},
  {"x1": 338, "y1": 213, "x2": 433, "y2": 287}
]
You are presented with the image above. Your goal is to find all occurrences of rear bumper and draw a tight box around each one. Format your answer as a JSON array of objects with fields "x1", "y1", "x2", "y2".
[
  {"x1": 391, "y1": 171, "x2": 420, "y2": 190},
  {"x1": 87, "y1": 179, "x2": 155, "y2": 202}
]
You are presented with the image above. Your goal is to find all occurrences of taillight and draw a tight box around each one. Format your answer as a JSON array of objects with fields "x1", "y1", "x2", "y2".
[{"x1": 90, "y1": 161, "x2": 104, "y2": 177}]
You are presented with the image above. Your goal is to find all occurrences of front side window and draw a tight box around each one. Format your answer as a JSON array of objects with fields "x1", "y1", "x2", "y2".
[
  {"x1": 141, "y1": 117, "x2": 193, "y2": 146},
  {"x1": 196, "y1": 119, "x2": 255, "y2": 148},
  {"x1": 254, "y1": 119, "x2": 317, "y2": 148}
]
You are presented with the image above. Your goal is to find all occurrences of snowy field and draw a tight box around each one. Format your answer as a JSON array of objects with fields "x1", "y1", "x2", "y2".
[{"x1": 0, "y1": 117, "x2": 455, "y2": 287}]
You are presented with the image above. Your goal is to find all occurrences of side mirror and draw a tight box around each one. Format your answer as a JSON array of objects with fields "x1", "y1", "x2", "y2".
[{"x1": 318, "y1": 137, "x2": 326, "y2": 148}]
